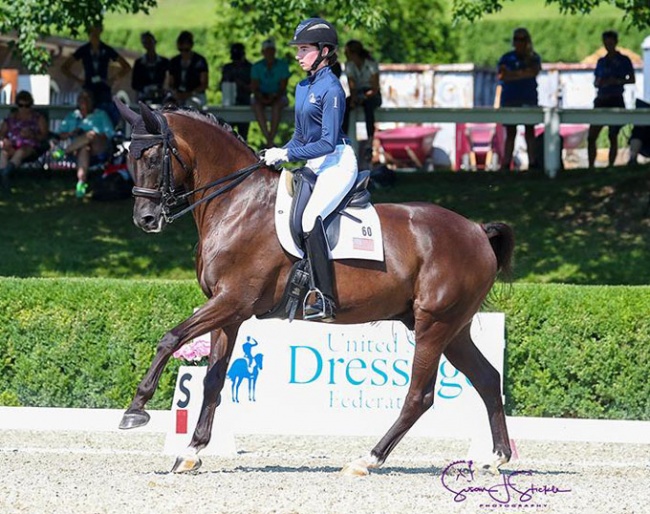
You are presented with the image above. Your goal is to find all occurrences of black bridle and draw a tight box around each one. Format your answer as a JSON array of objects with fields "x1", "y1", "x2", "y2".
[{"x1": 130, "y1": 113, "x2": 264, "y2": 223}]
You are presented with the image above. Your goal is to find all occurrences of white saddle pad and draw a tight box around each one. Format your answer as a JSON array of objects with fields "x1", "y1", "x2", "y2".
[{"x1": 274, "y1": 169, "x2": 384, "y2": 262}]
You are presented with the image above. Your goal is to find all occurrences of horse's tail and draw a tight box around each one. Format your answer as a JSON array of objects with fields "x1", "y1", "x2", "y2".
[{"x1": 482, "y1": 222, "x2": 514, "y2": 281}]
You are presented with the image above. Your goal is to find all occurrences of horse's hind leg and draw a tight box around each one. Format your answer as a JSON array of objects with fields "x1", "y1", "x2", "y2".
[
  {"x1": 444, "y1": 323, "x2": 511, "y2": 470},
  {"x1": 342, "y1": 315, "x2": 453, "y2": 476},
  {"x1": 172, "y1": 324, "x2": 240, "y2": 473}
]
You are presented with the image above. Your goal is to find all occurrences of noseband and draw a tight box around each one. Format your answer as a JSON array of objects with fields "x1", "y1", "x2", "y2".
[{"x1": 130, "y1": 112, "x2": 264, "y2": 223}]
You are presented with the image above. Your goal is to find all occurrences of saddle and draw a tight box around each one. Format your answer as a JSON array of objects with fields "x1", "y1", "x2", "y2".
[
  {"x1": 259, "y1": 167, "x2": 372, "y2": 323},
  {"x1": 288, "y1": 167, "x2": 372, "y2": 250}
]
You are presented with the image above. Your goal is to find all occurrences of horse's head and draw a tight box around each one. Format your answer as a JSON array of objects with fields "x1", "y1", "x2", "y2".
[
  {"x1": 115, "y1": 99, "x2": 192, "y2": 233},
  {"x1": 254, "y1": 353, "x2": 264, "y2": 370}
]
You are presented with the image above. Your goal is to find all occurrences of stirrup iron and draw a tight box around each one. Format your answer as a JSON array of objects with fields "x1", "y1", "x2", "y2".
[{"x1": 303, "y1": 288, "x2": 335, "y2": 322}]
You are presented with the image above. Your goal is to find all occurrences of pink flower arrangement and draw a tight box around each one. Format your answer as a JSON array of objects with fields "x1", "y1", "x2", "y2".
[{"x1": 173, "y1": 336, "x2": 211, "y2": 364}]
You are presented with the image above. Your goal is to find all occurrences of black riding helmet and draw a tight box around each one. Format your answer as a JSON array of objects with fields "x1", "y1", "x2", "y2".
[
  {"x1": 290, "y1": 17, "x2": 338, "y2": 47},
  {"x1": 290, "y1": 18, "x2": 338, "y2": 72}
]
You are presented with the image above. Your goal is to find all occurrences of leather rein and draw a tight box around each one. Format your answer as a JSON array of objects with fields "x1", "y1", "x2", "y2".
[{"x1": 130, "y1": 113, "x2": 264, "y2": 223}]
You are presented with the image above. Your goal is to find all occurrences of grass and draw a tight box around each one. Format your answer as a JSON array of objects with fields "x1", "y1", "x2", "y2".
[
  {"x1": 1, "y1": 166, "x2": 648, "y2": 284},
  {"x1": 104, "y1": 0, "x2": 218, "y2": 31}
]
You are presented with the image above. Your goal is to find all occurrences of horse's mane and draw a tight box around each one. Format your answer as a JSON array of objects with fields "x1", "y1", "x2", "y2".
[{"x1": 161, "y1": 105, "x2": 257, "y2": 156}]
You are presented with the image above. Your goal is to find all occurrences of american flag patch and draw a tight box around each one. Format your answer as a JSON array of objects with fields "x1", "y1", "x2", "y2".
[{"x1": 353, "y1": 237, "x2": 375, "y2": 251}]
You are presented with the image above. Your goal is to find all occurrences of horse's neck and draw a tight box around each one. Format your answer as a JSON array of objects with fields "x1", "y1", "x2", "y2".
[{"x1": 190, "y1": 147, "x2": 278, "y2": 233}]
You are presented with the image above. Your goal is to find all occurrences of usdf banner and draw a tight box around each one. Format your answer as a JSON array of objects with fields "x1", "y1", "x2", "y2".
[{"x1": 165, "y1": 313, "x2": 504, "y2": 453}]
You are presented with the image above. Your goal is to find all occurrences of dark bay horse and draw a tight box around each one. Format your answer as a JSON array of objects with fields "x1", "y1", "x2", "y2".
[{"x1": 115, "y1": 100, "x2": 515, "y2": 475}]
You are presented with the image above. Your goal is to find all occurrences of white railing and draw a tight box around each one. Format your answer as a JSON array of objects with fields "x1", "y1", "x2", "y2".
[{"x1": 4, "y1": 104, "x2": 648, "y2": 178}]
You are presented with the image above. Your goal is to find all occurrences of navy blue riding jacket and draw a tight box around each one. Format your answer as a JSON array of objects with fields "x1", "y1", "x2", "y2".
[{"x1": 285, "y1": 66, "x2": 347, "y2": 162}]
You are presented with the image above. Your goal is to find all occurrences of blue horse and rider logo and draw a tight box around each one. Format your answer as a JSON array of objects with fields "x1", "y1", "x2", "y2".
[{"x1": 227, "y1": 336, "x2": 264, "y2": 402}]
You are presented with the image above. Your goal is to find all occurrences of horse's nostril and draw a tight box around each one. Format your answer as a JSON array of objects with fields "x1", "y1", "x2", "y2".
[{"x1": 142, "y1": 215, "x2": 156, "y2": 226}]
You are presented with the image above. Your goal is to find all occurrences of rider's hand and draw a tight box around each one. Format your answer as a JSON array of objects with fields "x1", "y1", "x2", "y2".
[{"x1": 264, "y1": 147, "x2": 288, "y2": 167}]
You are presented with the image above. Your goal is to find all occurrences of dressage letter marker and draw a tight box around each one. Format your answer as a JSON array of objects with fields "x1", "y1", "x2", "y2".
[{"x1": 164, "y1": 366, "x2": 237, "y2": 456}]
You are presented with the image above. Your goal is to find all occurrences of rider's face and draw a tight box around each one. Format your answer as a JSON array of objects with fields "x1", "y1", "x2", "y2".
[{"x1": 295, "y1": 44, "x2": 321, "y2": 72}]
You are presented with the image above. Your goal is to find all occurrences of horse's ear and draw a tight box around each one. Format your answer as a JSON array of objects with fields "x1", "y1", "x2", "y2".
[
  {"x1": 139, "y1": 101, "x2": 162, "y2": 135},
  {"x1": 113, "y1": 96, "x2": 139, "y2": 126}
]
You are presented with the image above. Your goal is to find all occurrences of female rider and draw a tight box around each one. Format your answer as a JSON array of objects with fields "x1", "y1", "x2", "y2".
[{"x1": 263, "y1": 18, "x2": 358, "y2": 322}]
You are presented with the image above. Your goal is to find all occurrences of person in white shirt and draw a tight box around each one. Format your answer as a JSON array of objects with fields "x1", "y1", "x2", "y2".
[{"x1": 342, "y1": 40, "x2": 382, "y2": 141}]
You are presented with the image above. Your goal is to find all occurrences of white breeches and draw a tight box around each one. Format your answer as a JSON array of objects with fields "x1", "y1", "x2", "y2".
[{"x1": 302, "y1": 144, "x2": 358, "y2": 233}]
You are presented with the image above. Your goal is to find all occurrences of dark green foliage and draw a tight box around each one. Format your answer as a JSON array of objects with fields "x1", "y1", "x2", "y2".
[
  {"x1": 102, "y1": 13, "x2": 646, "y2": 72},
  {"x1": 492, "y1": 284, "x2": 650, "y2": 420},
  {"x1": 455, "y1": 18, "x2": 648, "y2": 67},
  {"x1": 0, "y1": 278, "x2": 204, "y2": 409},
  {"x1": 1, "y1": 279, "x2": 648, "y2": 420}
]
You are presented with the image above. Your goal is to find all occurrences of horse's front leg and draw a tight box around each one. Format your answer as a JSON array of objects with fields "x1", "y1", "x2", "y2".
[
  {"x1": 119, "y1": 303, "x2": 223, "y2": 430},
  {"x1": 172, "y1": 324, "x2": 240, "y2": 473}
]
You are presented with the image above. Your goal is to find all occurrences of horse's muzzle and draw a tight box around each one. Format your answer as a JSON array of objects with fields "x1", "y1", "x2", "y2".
[{"x1": 133, "y1": 203, "x2": 165, "y2": 233}]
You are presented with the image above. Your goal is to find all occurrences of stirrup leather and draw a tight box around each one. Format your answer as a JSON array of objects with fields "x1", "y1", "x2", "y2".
[{"x1": 303, "y1": 288, "x2": 336, "y2": 321}]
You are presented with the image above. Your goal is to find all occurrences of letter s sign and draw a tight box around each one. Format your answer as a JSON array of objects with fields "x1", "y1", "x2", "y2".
[{"x1": 177, "y1": 372, "x2": 192, "y2": 408}]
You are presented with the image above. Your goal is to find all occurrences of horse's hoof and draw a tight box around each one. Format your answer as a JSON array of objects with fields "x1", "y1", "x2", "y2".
[
  {"x1": 341, "y1": 457, "x2": 372, "y2": 477},
  {"x1": 118, "y1": 409, "x2": 150, "y2": 430},
  {"x1": 479, "y1": 451, "x2": 509, "y2": 474},
  {"x1": 171, "y1": 454, "x2": 203, "y2": 473}
]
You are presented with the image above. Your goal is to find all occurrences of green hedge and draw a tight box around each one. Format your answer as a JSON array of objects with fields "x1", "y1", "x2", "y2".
[
  {"x1": 1, "y1": 278, "x2": 648, "y2": 420},
  {"x1": 0, "y1": 278, "x2": 204, "y2": 409},
  {"x1": 494, "y1": 284, "x2": 650, "y2": 420}
]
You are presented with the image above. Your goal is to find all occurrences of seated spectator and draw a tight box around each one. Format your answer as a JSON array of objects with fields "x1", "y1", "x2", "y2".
[
  {"x1": 131, "y1": 31, "x2": 170, "y2": 105},
  {"x1": 221, "y1": 42, "x2": 252, "y2": 140},
  {"x1": 342, "y1": 40, "x2": 382, "y2": 141},
  {"x1": 627, "y1": 126, "x2": 650, "y2": 165},
  {"x1": 627, "y1": 100, "x2": 650, "y2": 165},
  {"x1": 0, "y1": 90, "x2": 49, "y2": 194},
  {"x1": 168, "y1": 31, "x2": 209, "y2": 109},
  {"x1": 53, "y1": 89, "x2": 115, "y2": 198},
  {"x1": 251, "y1": 38, "x2": 290, "y2": 147},
  {"x1": 61, "y1": 22, "x2": 132, "y2": 127}
]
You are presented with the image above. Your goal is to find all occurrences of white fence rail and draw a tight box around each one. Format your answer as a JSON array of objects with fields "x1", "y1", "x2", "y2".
[{"x1": 3, "y1": 104, "x2": 648, "y2": 178}]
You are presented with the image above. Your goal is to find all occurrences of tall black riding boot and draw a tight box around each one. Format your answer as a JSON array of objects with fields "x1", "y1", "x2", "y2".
[{"x1": 303, "y1": 217, "x2": 337, "y2": 322}]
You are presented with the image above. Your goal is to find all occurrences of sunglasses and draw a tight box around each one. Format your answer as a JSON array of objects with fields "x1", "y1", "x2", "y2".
[
  {"x1": 17, "y1": 103, "x2": 31, "y2": 108},
  {"x1": 513, "y1": 37, "x2": 527, "y2": 42},
  {"x1": 179, "y1": 47, "x2": 192, "y2": 53}
]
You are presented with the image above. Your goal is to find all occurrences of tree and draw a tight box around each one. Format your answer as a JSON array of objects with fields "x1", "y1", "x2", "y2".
[
  {"x1": 451, "y1": 0, "x2": 650, "y2": 29},
  {"x1": 0, "y1": 0, "x2": 157, "y2": 73},
  {"x1": 229, "y1": 0, "x2": 386, "y2": 35},
  {"x1": 5, "y1": 0, "x2": 650, "y2": 73}
]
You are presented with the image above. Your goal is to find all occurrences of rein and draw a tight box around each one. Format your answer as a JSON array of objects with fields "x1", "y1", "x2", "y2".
[{"x1": 130, "y1": 114, "x2": 264, "y2": 223}]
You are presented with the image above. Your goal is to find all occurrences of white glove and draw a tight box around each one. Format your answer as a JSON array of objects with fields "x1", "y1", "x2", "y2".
[{"x1": 264, "y1": 147, "x2": 289, "y2": 167}]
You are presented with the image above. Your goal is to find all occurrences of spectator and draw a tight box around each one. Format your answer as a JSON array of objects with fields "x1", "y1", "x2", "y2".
[
  {"x1": 131, "y1": 31, "x2": 169, "y2": 105},
  {"x1": 626, "y1": 100, "x2": 650, "y2": 165},
  {"x1": 0, "y1": 90, "x2": 49, "y2": 194},
  {"x1": 168, "y1": 31, "x2": 209, "y2": 109},
  {"x1": 220, "y1": 42, "x2": 252, "y2": 140},
  {"x1": 497, "y1": 27, "x2": 541, "y2": 171},
  {"x1": 587, "y1": 30, "x2": 635, "y2": 169},
  {"x1": 342, "y1": 40, "x2": 382, "y2": 141},
  {"x1": 251, "y1": 38, "x2": 291, "y2": 147},
  {"x1": 54, "y1": 89, "x2": 115, "y2": 198},
  {"x1": 61, "y1": 22, "x2": 132, "y2": 127}
]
